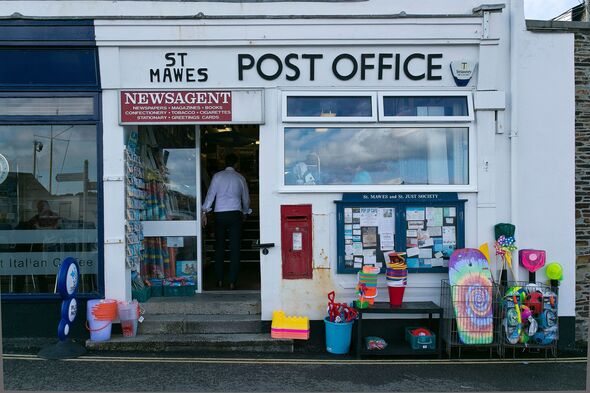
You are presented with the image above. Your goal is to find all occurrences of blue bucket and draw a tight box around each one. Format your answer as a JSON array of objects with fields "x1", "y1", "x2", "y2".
[{"x1": 324, "y1": 317, "x2": 354, "y2": 355}]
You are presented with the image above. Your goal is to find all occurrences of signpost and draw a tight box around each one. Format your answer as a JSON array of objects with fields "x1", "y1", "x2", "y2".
[{"x1": 38, "y1": 257, "x2": 86, "y2": 359}]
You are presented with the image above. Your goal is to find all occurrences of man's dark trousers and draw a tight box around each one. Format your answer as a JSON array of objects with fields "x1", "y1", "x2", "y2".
[{"x1": 214, "y1": 210, "x2": 243, "y2": 284}]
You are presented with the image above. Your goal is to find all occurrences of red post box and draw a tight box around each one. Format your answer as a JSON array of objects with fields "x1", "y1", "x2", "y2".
[{"x1": 281, "y1": 205, "x2": 313, "y2": 279}]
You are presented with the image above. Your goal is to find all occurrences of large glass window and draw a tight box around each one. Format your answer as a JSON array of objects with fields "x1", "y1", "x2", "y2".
[
  {"x1": 0, "y1": 124, "x2": 98, "y2": 294},
  {"x1": 284, "y1": 127, "x2": 468, "y2": 186},
  {"x1": 286, "y1": 96, "x2": 373, "y2": 118}
]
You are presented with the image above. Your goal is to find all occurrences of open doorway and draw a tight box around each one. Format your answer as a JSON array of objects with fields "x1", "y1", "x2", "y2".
[{"x1": 200, "y1": 124, "x2": 260, "y2": 291}]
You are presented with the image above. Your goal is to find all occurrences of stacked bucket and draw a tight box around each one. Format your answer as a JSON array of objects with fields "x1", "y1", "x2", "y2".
[
  {"x1": 357, "y1": 266, "x2": 380, "y2": 305},
  {"x1": 386, "y1": 252, "x2": 407, "y2": 306}
]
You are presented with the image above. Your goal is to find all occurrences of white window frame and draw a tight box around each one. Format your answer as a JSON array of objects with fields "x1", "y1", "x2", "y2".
[
  {"x1": 278, "y1": 123, "x2": 477, "y2": 193},
  {"x1": 282, "y1": 91, "x2": 377, "y2": 123},
  {"x1": 378, "y1": 91, "x2": 474, "y2": 122}
]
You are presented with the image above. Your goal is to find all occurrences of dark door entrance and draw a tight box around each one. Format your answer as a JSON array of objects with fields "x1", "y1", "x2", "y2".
[{"x1": 200, "y1": 125, "x2": 260, "y2": 291}]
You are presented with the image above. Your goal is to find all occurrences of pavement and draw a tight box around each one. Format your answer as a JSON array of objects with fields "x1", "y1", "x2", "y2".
[{"x1": 2, "y1": 340, "x2": 589, "y2": 392}]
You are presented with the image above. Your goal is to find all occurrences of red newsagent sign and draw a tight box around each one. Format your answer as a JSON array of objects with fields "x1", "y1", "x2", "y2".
[{"x1": 120, "y1": 90, "x2": 232, "y2": 124}]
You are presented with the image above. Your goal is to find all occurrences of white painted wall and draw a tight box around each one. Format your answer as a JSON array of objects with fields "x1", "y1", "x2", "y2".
[{"x1": 514, "y1": 28, "x2": 575, "y2": 316}]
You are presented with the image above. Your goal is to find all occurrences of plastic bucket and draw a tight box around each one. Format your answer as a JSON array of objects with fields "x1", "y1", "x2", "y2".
[
  {"x1": 388, "y1": 286, "x2": 406, "y2": 306},
  {"x1": 118, "y1": 301, "x2": 139, "y2": 338},
  {"x1": 324, "y1": 317, "x2": 354, "y2": 355},
  {"x1": 86, "y1": 299, "x2": 114, "y2": 342}
]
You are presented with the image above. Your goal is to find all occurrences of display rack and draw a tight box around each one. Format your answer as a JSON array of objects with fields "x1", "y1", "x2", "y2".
[
  {"x1": 500, "y1": 281, "x2": 558, "y2": 358},
  {"x1": 440, "y1": 279, "x2": 503, "y2": 358},
  {"x1": 125, "y1": 130, "x2": 145, "y2": 271},
  {"x1": 355, "y1": 301, "x2": 443, "y2": 359}
]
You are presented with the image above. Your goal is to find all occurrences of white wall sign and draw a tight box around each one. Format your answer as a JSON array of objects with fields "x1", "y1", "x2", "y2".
[
  {"x1": 118, "y1": 46, "x2": 478, "y2": 88},
  {"x1": 0, "y1": 252, "x2": 98, "y2": 275}
]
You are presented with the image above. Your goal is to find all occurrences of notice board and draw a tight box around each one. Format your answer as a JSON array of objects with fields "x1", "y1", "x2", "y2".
[{"x1": 335, "y1": 193, "x2": 466, "y2": 274}]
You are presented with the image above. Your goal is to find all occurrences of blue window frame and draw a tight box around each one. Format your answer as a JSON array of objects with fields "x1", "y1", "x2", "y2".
[{"x1": 0, "y1": 93, "x2": 103, "y2": 300}]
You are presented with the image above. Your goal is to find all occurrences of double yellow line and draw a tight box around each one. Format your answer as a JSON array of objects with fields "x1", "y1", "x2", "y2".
[{"x1": 2, "y1": 353, "x2": 587, "y2": 365}]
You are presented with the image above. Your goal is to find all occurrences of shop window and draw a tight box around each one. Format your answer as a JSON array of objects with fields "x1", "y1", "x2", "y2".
[
  {"x1": 379, "y1": 92, "x2": 473, "y2": 121},
  {"x1": 0, "y1": 97, "x2": 95, "y2": 117},
  {"x1": 0, "y1": 123, "x2": 99, "y2": 294},
  {"x1": 283, "y1": 93, "x2": 377, "y2": 122},
  {"x1": 283, "y1": 127, "x2": 469, "y2": 186},
  {"x1": 132, "y1": 126, "x2": 197, "y2": 221}
]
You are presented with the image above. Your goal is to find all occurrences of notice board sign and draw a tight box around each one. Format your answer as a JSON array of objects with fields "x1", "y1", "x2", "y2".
[
  {"x1": 120, "y1": 90, "x2": 232, "y2": 124},
  {"x1": 335, "y1": 193, "x2": 465, "y2": 274}
]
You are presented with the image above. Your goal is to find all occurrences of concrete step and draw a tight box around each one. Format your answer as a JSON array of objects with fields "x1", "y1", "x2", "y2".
[
  {"x1": 86, "y1": 333, "x2": 293, "y2": 353},
  {"x1": 138, "y1": 314, "x2": 263, "y2": 334},
  {"x1": 140, "y1": 292, "x2": 261, "y2": 315}
]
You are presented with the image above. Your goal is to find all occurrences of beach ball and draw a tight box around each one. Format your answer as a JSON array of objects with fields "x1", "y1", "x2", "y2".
[{"x1": 545, "y1": 262, "x2": 563, "y2": 281}]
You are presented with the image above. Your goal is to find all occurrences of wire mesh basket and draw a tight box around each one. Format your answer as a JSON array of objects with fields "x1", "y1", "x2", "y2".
[
  {"x1": 440, "y1": 279, "x2": 503, "y2": 358},
  {"x1": 499, "y1": 281, "x2": 558, "y2": 358}
]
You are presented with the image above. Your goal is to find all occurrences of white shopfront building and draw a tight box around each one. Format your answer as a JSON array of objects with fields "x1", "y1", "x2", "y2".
[{"x1": 5, "y1": 0, "x2": 576, "y2": 341}]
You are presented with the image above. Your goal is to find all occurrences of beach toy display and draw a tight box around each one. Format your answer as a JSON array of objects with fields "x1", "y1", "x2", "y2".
[
  {"x1": 271, "y1": 310, "x2": 310, "y2": 340},
  {"x1": 448, "y1": 248, "x2": 494, "y2": 345},
  {"x1": 357, "y1": 265, "x2": 379, "y2": 306},
  {"x1": 117, "y1": 300, "x2": 140, "y2": 338},
  {"x1": 86, "y1": 299, "x2": 118, "y2": 342},
  {"x1": 502, "y1": 284, "x2": 558, "y2": 346},
  {"x1": 325, "y1": 291, "x2": 358, "y2": 354},
  {"x1": 386, "y1": 252, "x2": 407, "y2": 306},
  {"x1": 494, "y1": 223, "x2": 517, "y2": 282}
]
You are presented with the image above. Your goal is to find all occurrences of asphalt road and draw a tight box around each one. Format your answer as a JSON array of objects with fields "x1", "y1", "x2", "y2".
[{"x1": 2, "y1": 352, "x2": 588, "y2": 392}]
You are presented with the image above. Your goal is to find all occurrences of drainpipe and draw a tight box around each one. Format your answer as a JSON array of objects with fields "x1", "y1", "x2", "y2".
[{"x1": 509, "y1": 1, "x2": 523, "y2": 281}]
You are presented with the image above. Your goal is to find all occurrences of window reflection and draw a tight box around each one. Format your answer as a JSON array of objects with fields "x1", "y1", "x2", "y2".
[
  {"x1": 284, "y1": 127, "x2": 468, "y2": 186},
  {"x1": 287, "y1": 96, "x2": 373, "y2": 117},
  {"x1": 0, "y1": 125, "x2": 98, "y2": 294},
  {"x1": 383, "y1": 96, "x2": 468, "y2": 117},
  {"x1": 134, "y1": 126, "x2": 197, "y2": 221}
]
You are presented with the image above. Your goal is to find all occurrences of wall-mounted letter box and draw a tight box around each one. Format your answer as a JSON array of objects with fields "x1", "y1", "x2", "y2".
[{"x1": 281, "y1": 205, "x2": 312, "y2": 279}]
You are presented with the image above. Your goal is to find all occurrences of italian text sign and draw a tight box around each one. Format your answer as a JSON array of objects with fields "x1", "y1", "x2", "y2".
[{"x1": 120, "y1": 90, "x2": 232, "y2": 124}]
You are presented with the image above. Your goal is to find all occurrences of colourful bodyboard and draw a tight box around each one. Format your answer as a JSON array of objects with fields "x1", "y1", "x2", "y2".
[{"x1": 449, "y1": 248, "x2": 494, "y2": 345}]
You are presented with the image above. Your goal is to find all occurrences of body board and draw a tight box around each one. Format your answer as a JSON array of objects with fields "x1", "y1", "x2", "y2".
[{"x1": 449, "y1": 248, "x2": 494, "y2": 345}]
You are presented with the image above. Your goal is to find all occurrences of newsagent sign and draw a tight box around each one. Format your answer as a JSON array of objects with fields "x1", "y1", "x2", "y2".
[{"x1": 120, "y1": 90, "x2": 232, "y2": 124}]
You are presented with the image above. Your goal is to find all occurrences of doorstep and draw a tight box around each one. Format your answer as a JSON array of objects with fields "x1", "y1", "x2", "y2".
[{"x1": 85, "y1": 333, "x2": 294, "y2": 353}]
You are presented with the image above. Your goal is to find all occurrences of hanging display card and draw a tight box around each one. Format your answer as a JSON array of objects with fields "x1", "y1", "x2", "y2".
[{"x1": 336, "y1": 193, "x2": 465, "y2": 273}]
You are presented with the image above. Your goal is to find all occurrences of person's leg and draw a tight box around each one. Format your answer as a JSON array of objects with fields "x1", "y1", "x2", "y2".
[
  {"x1": 214, "y1": 212, "x2": 227, "y2": 285},
  {"x1": 228, "y1": 211, "x2": 243, "y2": 287}
]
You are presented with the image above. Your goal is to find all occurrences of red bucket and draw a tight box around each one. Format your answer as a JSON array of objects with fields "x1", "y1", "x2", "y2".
[{"x1": 388, "y1": 286, "x2": 405, "y2": 306}]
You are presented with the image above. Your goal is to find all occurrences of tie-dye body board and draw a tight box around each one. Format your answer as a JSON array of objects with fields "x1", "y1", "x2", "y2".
[{"x1": 449, "y1": 248, "x2": 494, "y2": 344}]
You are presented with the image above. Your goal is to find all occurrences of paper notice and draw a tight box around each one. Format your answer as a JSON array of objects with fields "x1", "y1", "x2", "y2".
[
  {"x1": 426, "y1": 207, "x2": 443, "y2": 227},
  {"x1": 293, "y1": 232, "x2": 303, "y2": 251},
  {"x1": 363, "y1": 249, "x2": 377, "y2": 265},
  {"x1": 442, "y1": 226, "x2": 456, "y2": 245},
  {"x1": 344, "y1": 208, "x2": 353, "y2": 223},
  {"x1": 406, "y1": 207, "x2": 425, "y2": 221},
  {"x1": 407, "y1": 229, "x2": 418, "y2": 238},
  {"x1": 427, "y1": 226, "x2": 442, "y2": 237},
  {"x1": 361, "y1": 226, "x2": 377, "y2": 248},
  {"x1": 378, "y1": 208, "x2": 395, "y2": 235},
  {"x1": 422, "y1": 238, "x2": 434, "y2": 247},
  {"x1": 419, "y1": 248, "x2": 433, "y2": 259},
  {"x1": 380, "y1": 232, "x2": 394, "y2": 250},
  {"x1": 431, "y1": 258, "x2": 444, "y2": 267},
  {"x1": 407, "y1": 247, "x2": 420, "y2": 257},
  {"x1": 408, "y1": 221, "x2": 425, "y2": 230},
  {"x1": 434, "y1": 251, "x2": 444, "y2": 259},
  {"x1": 360, "y1": 208, "x2": 379, "y2": 227},
  {"x1": 353, "y1": 242, "x2": 363, "y2": 255}
]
